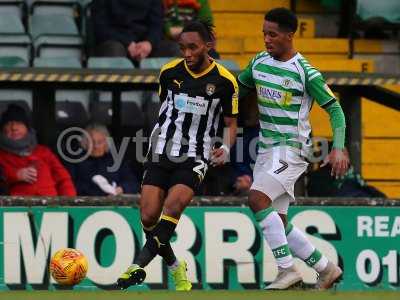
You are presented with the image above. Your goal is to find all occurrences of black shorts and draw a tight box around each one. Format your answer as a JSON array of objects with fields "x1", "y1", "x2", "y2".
[{"x1": 142, "y1": 154, "x2": 208, "y2": 192}]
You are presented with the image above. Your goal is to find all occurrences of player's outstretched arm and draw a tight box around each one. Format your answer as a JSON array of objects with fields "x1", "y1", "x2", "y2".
[
  {"x1": 303, "y1": 67, "x2": 350, "y2": 178},
  {"x1": 321, "y1": 101, "x2": 350, "y2": 178}
]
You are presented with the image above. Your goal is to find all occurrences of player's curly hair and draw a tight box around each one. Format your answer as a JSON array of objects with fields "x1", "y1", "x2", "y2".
[
  {"x1": 264, "y1": 7, "x2": 298, "y2": 33},
  {"x1": 181, "y1": 19, "x2": 216, "y2": 43}
]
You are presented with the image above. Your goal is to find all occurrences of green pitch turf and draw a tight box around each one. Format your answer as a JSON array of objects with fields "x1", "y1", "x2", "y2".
[{"x1": 0, "y1": 291, "x2": 399, "y2": 300}]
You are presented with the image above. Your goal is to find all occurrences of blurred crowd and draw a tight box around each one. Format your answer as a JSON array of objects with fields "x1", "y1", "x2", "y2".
[{"x1": 90, "y1": 0, "x2": 219, "y2": 64}]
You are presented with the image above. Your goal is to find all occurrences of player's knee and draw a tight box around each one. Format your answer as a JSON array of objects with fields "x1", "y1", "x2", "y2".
[
  {"x1": 141, "y1": 213, "x2": 159, "y2": 229},
  {"x1": 163, "y1": 200, "x2": 185, "y2": 219},
  {"x1": 248, "y1": 190, "x2": 260, "y2": 212},
  {"x1": 248, "y1": 190, "x2": 272, "y2": 213}
]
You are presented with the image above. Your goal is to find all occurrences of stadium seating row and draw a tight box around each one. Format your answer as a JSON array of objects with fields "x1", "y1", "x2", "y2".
[
  {"x1": 213, "y1": 14, "x2": 316, "y2": 38},
  {"x1": 211, "y1": 0, "x2": 377, "y2": 72},
  {"x1": 212, "y1": 0, "x2": 398, "y2": 72},
  {"x1": 0, "y1": 0, "x2": 86, "y2": 64},
  {"x1": 209, "y1": 0, "x2": 330, "y2": 14},
  {"x1": 0, "y1": 0, "x2": 384, "y2": 73},
  {"x1": 0, "y1": 56, "x2": 166, "y2": 136}
]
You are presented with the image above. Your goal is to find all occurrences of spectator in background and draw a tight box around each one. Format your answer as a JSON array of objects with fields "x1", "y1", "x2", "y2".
[
  {"x1": 230, "y1": 92, "x2": 259, "y2": 183},
  {"x1": 198, "y1": 165, "x2": 235, "y2": 196},
  {"x1": 163, "y1": 0, "x2": 220, "y2": 58},
  {"x1": 0, "y1": 167, "x2": 7, "y2": 195},
  {"x1": 233, "y1": 174, "x2": 252, "y2": 196},
  {"x1": 92, "y1": 0, "x2": 180, "y2": 63},
  {"x1": 0, "y1": 105, "x2": 76, "y2": 196},
  {"x1": 67, "y1": 123, "x2": 139, "y2": 196}
]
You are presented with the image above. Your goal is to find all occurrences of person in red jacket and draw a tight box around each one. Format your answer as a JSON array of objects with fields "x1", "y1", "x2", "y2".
[{"x1": 0, "y1": 104, "x2": 76, "y2": 196}]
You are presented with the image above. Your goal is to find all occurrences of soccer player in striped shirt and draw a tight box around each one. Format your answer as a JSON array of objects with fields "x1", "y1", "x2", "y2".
[
  {"x1": 117, "y1": 20, "x2": 238, "y2": 290},
  {"x1": 238, "y1": 8, "x2": 349, "y2": 290}
]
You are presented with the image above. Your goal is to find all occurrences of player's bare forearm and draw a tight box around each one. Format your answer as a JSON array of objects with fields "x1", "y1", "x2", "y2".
[
  {"x1": 210, "y1": 117, "x2": 237, "y2": 166},
  {"x1": 223, "y1": 116, "x2": 237, "y2": 148}
]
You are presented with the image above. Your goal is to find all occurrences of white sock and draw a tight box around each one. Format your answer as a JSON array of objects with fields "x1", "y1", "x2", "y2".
[
  {"x1": 167, "y1": 259, "x2": 180, "y2": 271},
  {"x1": 286, "y1": 224, "x2": 328, "y2": 273},
  {"x1": 256, "y1": 208, "x2": 293, "y2": 268}
]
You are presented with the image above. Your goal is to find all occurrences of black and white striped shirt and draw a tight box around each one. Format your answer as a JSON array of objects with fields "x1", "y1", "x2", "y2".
[{"x1": 150, "y1": 58, "x2": 238, "y2": 160}]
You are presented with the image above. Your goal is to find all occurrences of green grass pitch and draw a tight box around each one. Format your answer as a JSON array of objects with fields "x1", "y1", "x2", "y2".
[{"x1": 0, "y1": 291, "x2": 399, "y2": 300}]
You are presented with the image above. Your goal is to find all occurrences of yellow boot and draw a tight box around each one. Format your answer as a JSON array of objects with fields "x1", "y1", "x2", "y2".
[{"x1": 170, "y1": 260, "x2": 192, "y2": 291}]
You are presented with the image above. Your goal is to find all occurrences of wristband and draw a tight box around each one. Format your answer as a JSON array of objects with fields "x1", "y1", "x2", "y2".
[{"x1": 333, "y1": 127, "x2": 346, "y2": 149}]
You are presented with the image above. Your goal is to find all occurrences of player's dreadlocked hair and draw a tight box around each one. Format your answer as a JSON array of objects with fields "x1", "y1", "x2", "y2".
[
  {"x1": 181, "y1": 19, "x2": 216, "y2": 43},
  {"x1": 264, "y1": 7, "x2": 298, "y2": 33}
]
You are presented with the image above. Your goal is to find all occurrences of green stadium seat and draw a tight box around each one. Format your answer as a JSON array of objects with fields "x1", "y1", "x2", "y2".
[
  {"x1": 0, "y1": 35, "x2": 31, "y2": 61},
  {"x1": 0, "y1": 13, "x2": 25, "y2": 34},
  {"x1": 349, "y1": 0, "x2": 400, "y2": 57},
  {"x1": 33, "y1": 56, "x2": 90, "y2": 123},
  {"x1": 29, "y1": 13, "x2": 79, "y2": 38},
  {"x1": 29, "y1": 14, "x2": 82, "y2": 58},
  {"x1": 356, "y1": 0, "x2": 400, "y2": 23},
  {"x1": 30, "y1": 0, "x2": 81, "y2": 18},
  {"x1": 0, "y1": 56, "x2": 28, "y2": 67},
  {"x1": 0, "y1": 14, "x2": 31, "y2": 109},
  {"x1": 0, "y1": 13, "x2": 31, "y2": 62},
  {"x1": 33, "y1": 56, "x2": 81, "y2": 68},
  {"x1": 87, "y1": 57, "x2": 134, "y2": 69},
  {"x1": 79, "y1": 0, "x2": 91, "y2": 8},
  {"x1": 0, "y1": 0, "x2": 26, "y2": 18},
  {"x1": 140, "y1": 57, "x2": 177, "y2": 69},
  {"x1": 87, "y1": 57, "x2": 144, "y2": 127}
]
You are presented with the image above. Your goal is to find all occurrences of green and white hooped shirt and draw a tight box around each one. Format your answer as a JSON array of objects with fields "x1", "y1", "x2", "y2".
[{"x1": 238, "y1": 51, "x2": 336, "y2": 155}]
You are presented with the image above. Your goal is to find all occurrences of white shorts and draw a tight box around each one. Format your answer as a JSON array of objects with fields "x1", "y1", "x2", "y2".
[{"x1": 250, "y1": 147, "x2": 308, "y2": 214}]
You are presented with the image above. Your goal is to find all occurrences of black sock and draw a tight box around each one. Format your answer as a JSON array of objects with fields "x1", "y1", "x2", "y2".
[
  {"x1": 134, "y1": 216, "x2": 178, "y2": 268},
  {"x1": 143, "y1": 228, "x2": 177, "y2": 266}
]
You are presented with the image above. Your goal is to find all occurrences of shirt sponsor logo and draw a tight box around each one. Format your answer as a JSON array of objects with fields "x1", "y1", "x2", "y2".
[
  {"x1": 257, "y1": 85, "x2": 292, "y2": 106},
  {"x1": 174, "y1": 94, "x2": 209, "y2": 115},
  {"x1": 258, "y1": 86, "x2": 282, "y2": 101}
]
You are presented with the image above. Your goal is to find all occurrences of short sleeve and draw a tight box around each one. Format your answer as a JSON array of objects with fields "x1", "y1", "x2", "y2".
[
  {"x1": 220, "y1": 77, "x2": 239, "y2": 117},
  {"x1": 158, "y1": 69, "x2": 167, "y2": 100},
  {"x1": 238, "y1": 59, "x2": 255, "y2": 89},
  {"x1": 306, "y1": 74, "x2": 336, "y2": 107}
]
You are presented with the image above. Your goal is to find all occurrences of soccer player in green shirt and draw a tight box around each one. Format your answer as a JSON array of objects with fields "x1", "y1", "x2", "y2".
[{"x1": 237, "y1": 8, "x2": 349, "y2": 290}]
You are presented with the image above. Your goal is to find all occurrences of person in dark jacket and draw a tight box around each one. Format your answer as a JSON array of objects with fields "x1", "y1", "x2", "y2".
[
  {"x1": 67, "y1": 123, "x2": 139, "y2": 196},
  {"x1": 91, "y1": 0, "x2": 180, "y2": 61}
]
